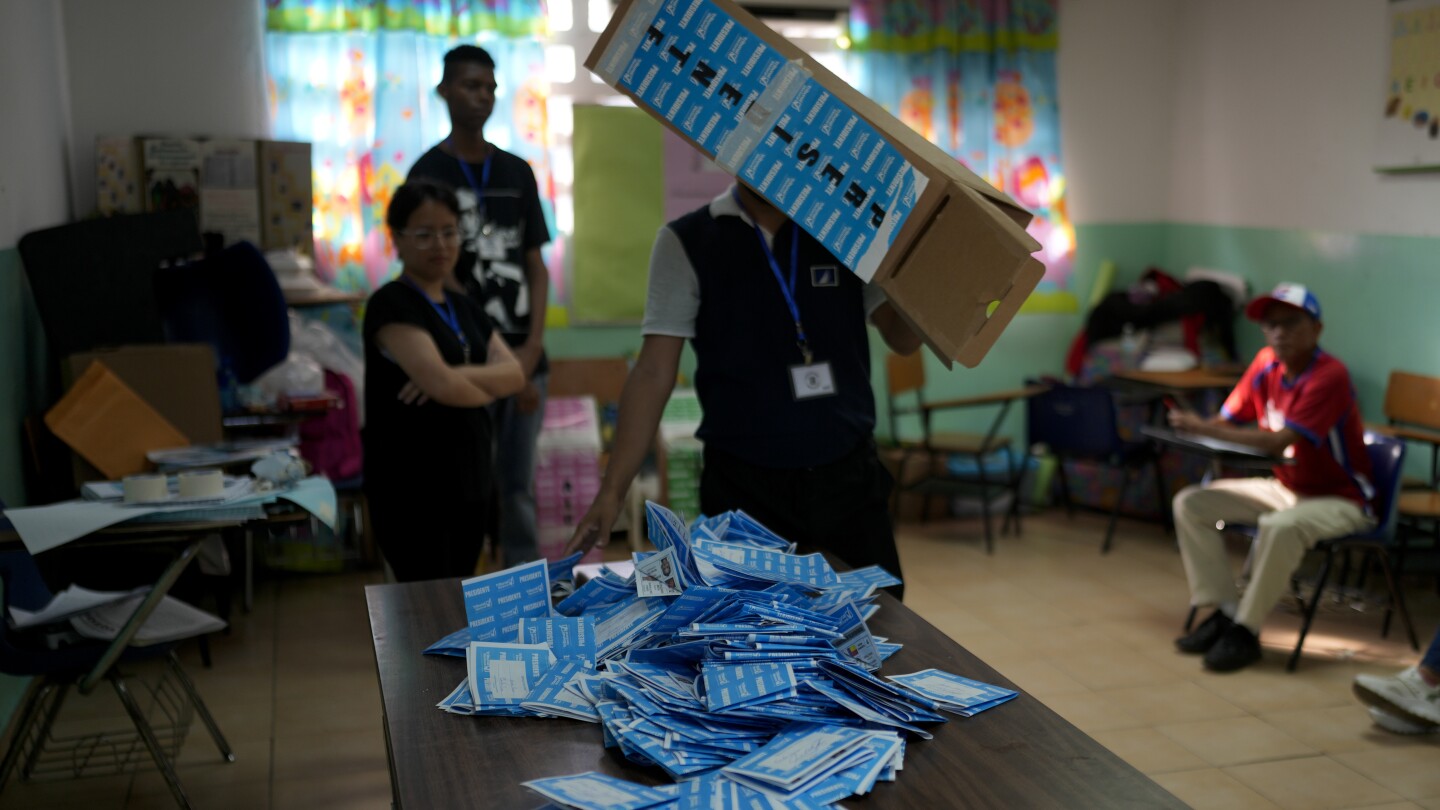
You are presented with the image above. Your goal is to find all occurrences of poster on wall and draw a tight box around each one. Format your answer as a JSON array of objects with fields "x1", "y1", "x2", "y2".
[{"x1": 1376, "y1": 0, "x2": 1440, "y2": 172}]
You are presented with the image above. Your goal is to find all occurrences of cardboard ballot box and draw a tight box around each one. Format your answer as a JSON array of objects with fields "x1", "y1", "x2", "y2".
[{"x1": 586, "y1": 0, "x2": 1044, "y2": 367}]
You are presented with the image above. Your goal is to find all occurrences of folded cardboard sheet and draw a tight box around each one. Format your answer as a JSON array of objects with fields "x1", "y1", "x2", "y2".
[{"x1": 45, "y1": 361, "x2": 190, "y2": 479}]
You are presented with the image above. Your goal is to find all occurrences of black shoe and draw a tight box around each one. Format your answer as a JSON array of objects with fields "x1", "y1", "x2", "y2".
[
  {"x1": 1203, "y1": 624, "x2": 1262, "y2": 672},
  {"x1": 1175, "y1": 611, "x2": 1233, "y2": 654}
]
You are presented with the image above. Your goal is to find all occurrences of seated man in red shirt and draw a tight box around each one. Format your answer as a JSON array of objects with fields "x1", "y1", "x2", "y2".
[{"x1": 1168, "y1": 283, "x2": 1374, "y2": 672}]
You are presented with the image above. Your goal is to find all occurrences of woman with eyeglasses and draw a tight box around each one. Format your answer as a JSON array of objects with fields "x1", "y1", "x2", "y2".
[{"x1": 363, "y1": 179, "x2": 525, "y2": 581}]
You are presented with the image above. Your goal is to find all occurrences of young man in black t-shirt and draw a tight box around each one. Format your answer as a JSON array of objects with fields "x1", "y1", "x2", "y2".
[{"x1": 407, "y1": 45, "x2": 552, "y2": 568}]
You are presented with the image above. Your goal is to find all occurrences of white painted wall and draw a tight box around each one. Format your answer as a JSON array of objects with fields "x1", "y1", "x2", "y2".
[
  {"x1": 61, "y1": 0, "x2": 269, "y2": 219},
  {"x1": 1058, "y1": 0, "x2": 1181, "y2": 226},
  {"x1": 1167, "y1": 0, "x2": 1440, "y2": 237},
  {"x1": 0, "y1": 1, "x2": 73, "y2": 247}
]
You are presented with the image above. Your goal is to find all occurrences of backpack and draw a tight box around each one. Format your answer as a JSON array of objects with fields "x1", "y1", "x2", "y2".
[{"x1": 299, "y1": 369, "x2": 363, "y2": 482}]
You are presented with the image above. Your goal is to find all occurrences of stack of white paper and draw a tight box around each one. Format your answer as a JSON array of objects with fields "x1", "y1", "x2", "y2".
[{"x1": 10, "y1": 585, "x2": 225, "y2": 647}]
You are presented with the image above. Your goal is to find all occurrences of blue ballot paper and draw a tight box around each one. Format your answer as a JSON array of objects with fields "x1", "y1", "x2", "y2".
[
  {"x1": 422, "y1": 626, "x2": 472, "y2": 658},
  {"x1": 548, "y1": 552, "x2": 585, "y2": 585},
  {"x1": 722, "y1": 511, "x2": 795, "y2": 552},
  {"x1": 837, "y1": 565, "x2": 902, "y2": 590},
  {"x1": 555, "y1": 568, "x2": 634, "y2": 616},
  {"x1": 829, "y1": 600, "x2": 883, "y2": 671},
  {"x1": 722, "y1": 722, "x2": 876, "y2": 792},
  {"x1": 426, "y1": 506, "x2": 1006, "y2": 804},
  {"x1": 467, "y1": 642, "x2": 556, "y2": 709},
  {"x1": 645, "y1": 501, "x2": 697, "y2": 588},
  {"x1": 522, "y1": 772, "x2": 674, "y2": 810},
  {"x1": 521, "y1": 659, "x2": 600, "y2": 722},
  {"x1": 701, "y1": 661, "x2": 798, "y2": 712},
  {"x1": 886, "y1": 668, "x2": 1019, "y2": 717},
  {"x1": 462, "y1": 560, "x2": 551, "y2": 643},
  {"x1": 519, "y1": 615, "x2": 597, "y2": 665},
  {"x1": 692, "y1": 539, "x2": 840, "y2": 589}
]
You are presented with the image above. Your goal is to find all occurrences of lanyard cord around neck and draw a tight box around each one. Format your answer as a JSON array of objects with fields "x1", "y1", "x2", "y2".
[
  {"x1": 448, "y1": 139, "x2": 493, "y2": 222},
  {"x1": 400, "y1": 274, "x2": 468, "y2": 356},
  {"x1": 731, "y1": 188, "x2": 812, "y2": 365}
]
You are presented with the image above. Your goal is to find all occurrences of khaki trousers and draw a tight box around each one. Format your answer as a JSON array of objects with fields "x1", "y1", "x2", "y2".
[{"x1": 1173, "y1": 478, "x2": 1372, "y2": 632}]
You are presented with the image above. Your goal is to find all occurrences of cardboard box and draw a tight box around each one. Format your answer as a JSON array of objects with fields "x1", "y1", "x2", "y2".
[
  {"x1": 258, "y1": 140, "x2": 315, "y2": 255},
  {"x1": 59, "y1": 344, "x2": 223, "y2": 485},
  {"x1": 65, "y1": 344, "x2": 224, "y2": 446},
  {"x1": 586, "y1": 0, "x2": 1044, "y2": 367},
  {"x1": 45, "y1": 361, "x2": 191, "y2": 480}
]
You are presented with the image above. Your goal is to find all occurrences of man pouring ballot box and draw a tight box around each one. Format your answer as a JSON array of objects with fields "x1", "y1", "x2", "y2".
[{"x1": 568, "y1": 0, "x2": 1051, "y2": 590}]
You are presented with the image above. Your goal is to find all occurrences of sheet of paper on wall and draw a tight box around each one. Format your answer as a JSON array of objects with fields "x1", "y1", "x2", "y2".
[
  {"x1": 462, "y1": 559, "x2": 552, "y2": 643},
  {"x1": 633, "y1": 548, "x2": 684, "y2": 598},
  {"x1": 466, "y1": 641, "x2": 557, "y2": 713}
]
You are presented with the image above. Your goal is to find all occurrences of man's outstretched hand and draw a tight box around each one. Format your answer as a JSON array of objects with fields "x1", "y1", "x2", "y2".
[{"x1": 566, "y1": 493, "x2": 622, "y2": 556}]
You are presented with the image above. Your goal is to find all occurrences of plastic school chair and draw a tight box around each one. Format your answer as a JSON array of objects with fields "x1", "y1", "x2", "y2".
[{"x1": 0, "y1": 549, "x2": 234, "y2": 809}]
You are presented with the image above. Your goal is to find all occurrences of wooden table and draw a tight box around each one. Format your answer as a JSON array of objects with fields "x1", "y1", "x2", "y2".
[
  {"x1": 1110, "y1": 368, "x2": 1242, "y2": 391},
  {"x1": 366, "y1": 579, "x2": 1184, "y2": 809}
]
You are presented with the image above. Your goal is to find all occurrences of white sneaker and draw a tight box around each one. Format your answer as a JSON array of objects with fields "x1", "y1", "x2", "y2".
[
  {"x1": 1367, "y1": 706, "x2": 1439, "y2": 735},
  {"x1": 1353, "y1": 666, "x2": 1440, "y2": 728}
]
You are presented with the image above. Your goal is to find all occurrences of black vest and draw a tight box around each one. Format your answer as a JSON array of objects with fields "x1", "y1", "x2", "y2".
[{"x1": 670, "y1": 205, "x2": 876, "y2": 469}]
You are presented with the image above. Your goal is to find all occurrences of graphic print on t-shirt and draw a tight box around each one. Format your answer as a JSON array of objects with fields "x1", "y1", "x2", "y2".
[{"x1": 456, "y1": 187, "x2": 529, "y2": 333}]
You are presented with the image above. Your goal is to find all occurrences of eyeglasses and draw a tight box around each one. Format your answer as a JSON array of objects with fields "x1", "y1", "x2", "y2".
[{"x1": 400, "y1": 228, "x2": 461, "y2": 250}]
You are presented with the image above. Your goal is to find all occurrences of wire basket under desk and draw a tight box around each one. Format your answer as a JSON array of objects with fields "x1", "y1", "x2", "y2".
[{"x1": 15, "y1": 665, "x2": 193, "y2": 782}]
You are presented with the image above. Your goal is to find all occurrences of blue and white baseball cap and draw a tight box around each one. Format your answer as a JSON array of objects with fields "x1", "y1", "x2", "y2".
[{"x1": 1245, "y1": 282, "x2": 1322, "y2": 322}]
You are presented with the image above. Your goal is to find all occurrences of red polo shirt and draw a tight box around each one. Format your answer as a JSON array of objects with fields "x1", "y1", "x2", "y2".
[{"x1": 1220, "y1": 347, "x2": 1373, "y2": 507}]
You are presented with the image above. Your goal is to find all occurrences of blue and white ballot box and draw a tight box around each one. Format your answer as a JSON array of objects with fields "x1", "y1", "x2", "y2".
[{"x1": 586, "y1": 0, "x2": 1045, "y2": 368}]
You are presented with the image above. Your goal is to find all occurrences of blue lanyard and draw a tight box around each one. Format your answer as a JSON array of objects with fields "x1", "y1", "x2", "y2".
[
  {"x1": 449, "y1": 139, "x2": 493, "y2": 225},
  {"x1": 400, "y1": 275, "x2": 469, "y2": 359},
  {"x1": 732, "y1": 188, "x2": 812, "y2": 364}
]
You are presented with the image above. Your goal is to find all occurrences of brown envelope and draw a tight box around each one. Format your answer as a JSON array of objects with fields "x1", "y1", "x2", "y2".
[{"x1": 44, "y1": 361, "x2": 191, "y2": 479}]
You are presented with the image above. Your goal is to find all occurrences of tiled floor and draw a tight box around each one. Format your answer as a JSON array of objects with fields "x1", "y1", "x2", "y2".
[{"x1": 1, "y1": 510, "x2": 1437, "y2": 809}]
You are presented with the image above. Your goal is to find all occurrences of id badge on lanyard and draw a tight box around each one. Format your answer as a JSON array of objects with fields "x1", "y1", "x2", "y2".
[{"x1": 735, "y1": 189, "x2": 836, "y2": 401}]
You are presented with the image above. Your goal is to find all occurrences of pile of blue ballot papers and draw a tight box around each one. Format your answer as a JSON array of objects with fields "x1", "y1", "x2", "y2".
[{"x1": 424, "y1": 501, "x2": 1019, "y2": 807}]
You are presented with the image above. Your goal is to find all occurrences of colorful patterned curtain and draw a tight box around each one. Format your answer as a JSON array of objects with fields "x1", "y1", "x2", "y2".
[
  {"x1": 846, "y1": 0, "x2": 1074, "y2": 311},
  {"x1": 265, "y1": 0, "x2": 554, "y2": 292}
]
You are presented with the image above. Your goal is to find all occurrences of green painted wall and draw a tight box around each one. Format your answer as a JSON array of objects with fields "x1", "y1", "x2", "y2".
[{"x1": 1159, "y1": 224, "x2": 1440, "y2": 417}]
